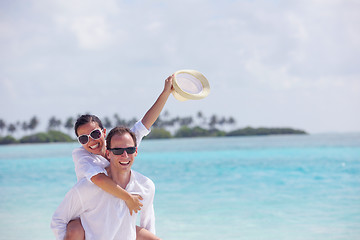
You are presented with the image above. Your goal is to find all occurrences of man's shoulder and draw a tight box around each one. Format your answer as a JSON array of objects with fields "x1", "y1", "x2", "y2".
[
  {"x1": 74, "y1": 177, "x2": 101, "y2": 196},
  {"x1": 132, "y1": 170, "x2": 155, "y2": 189},
  {"x1": 64, "y1": 179, "x2": 109, "y2": 212}
]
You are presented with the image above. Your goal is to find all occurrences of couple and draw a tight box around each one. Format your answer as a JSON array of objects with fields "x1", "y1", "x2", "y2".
[{"x1": 51, "y1": 76, "x2": 173, "y2": 240}]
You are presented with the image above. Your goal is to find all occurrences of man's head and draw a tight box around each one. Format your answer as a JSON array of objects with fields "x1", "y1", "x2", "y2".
[
  {"x1": 106, "y1": 127, "x2": 138, "y2": 172},
  {"x1": 75, "y1": 114, "x2": 107, "y2": 156}
]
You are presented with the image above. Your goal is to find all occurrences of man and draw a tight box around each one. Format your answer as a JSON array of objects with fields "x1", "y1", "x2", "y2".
[{"x1": 51, "y1": 127, "x2": 160, "y2": 240}]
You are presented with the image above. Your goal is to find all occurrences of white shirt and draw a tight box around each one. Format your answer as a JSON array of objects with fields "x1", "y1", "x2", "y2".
[
  {"x1": 51, "y1": 170, "x2": 156, "y2": 240},
  {"x1": 72, "y1": 120, "x2": 150, "y2": 181}
]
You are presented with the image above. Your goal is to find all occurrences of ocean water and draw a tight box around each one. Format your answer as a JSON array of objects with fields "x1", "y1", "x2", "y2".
[{"x1": 0, "y1": 133, "x2": 359, "y2": 240}]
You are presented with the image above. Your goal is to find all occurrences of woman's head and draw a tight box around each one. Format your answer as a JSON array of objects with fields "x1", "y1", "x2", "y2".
[
  {"x1": 75, "y1": 114, "x2": 107, "y2": 157},
  {"x1": 75, "y1": 114, "x2": 104, "y2": 137}
]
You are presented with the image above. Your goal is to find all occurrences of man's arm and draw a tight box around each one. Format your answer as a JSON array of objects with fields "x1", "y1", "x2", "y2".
[
  {"x1": 139, "y1": 180, "x2": 156, "y2": 234},
  {"x1": 141, "y1": 75, "x2": 173, "y2": 130}
]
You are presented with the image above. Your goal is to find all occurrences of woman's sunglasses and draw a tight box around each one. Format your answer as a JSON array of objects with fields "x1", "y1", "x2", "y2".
[
  {"x1": 107, "y1": 147, "x2": 137, "y2": 155},
  {"x1": 77, "y1": 129, "x2": 102, "y2": 145}
]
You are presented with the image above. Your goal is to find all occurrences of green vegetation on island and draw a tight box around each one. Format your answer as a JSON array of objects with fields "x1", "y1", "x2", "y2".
[
  {"x1": 0, "y1": 131, "x2": 73, "y2": 144},
  {"x1": 0, "y1": 112, "x2": 307, "y2": 145},
  {"x1": 147, "y1": 126, "x2": 306, "y2": 139},
  {"x1": 226, "y1": 127, "x2": 306, "y2": 136}
]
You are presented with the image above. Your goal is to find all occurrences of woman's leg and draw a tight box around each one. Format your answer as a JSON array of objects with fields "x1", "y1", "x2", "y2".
[
  {"x1": 65, "y1": 218, "x2": 85, "y2": 240},
  {"x1": 64, "y1": 219, "x2": 158, "y2": 240},
  {"x1": 136, "y1": 226, "x2": 161, "y2": 240}
]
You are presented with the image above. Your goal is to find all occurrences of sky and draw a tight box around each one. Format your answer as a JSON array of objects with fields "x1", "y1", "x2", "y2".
[{"x1": 1, "y1": 0, "x2": 359, "y2": 134}]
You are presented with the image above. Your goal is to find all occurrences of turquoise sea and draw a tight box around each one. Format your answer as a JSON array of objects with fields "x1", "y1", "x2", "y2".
[{"x1": 0, "y1": 133, "x2": 359, "y2": 240}]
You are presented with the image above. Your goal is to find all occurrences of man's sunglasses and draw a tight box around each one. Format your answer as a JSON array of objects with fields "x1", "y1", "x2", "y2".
[
  {"x1": 77, "y1": 129, "x2": 102, "y2": 145},
  {"x1": 108, "y1": 147, "x2": 137, "y2": 155}
]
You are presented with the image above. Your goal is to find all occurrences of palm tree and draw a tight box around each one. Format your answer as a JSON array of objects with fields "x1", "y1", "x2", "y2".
[
  {"x1": 126, "y1": 118, "x2": 137, "y2": 128},
  {"x1": 209, "y1": 114, "x2": 218, "y2": 129},
  {"x1": 227, "y1": 117, "x2": 236, "y2": 129},
  {"x1": 114, "y1": 114, "x2": 127, "y2": 126},
  {"x1": 158, "y1": 110, "x2": 170, "y2": 129},
  {"x1": 197, "y1": 111, "x2": 207, "y2": 126},
  {"x1": 0, "y1": 119, "x2": 6, "y2": 136},
  {"x1": 171, "y1": 116, "x2": 180, "y2": 128},
  {"x1": 218, "y1": 117, "x2": 226, "y2": 129},
  {"x1": 8, "y1": 123, "x2": 16, "y2": 136},
  {"x1": 64, "y1": 117, "x2": 74, "y2": 134},
  {"x1": 163, "y1": 110, "x2": 170, "y2": 119},
  {"x1": 28, "y1": 116, "x2": 39, "y2": 133},
  {"x1": 103, "y1": 117, "x2": 112, "y2": 129},
  {"x1": 22, "y1": 121, "x2": 29, "y2": 135},
  {"x1": 179, "y1": 116, "x2": 193, "y2": 127},
  {"x1": 48, "y1": 116, "x2": 62, "y2": 131},
  {"x1": 196, "y1": 111, "x2": 203, "y2": 124},
  {"x1": 152, "y1": 116, "x2": 162, "y2": 128}
]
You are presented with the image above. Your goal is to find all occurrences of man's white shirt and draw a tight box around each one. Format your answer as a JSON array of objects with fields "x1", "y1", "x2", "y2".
[{"x1": 51, "y1": 170, "x2": 156, "y2": 240}]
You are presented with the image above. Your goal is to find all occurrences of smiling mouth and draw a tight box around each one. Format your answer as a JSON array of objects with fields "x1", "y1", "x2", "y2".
[
  {"x1": 119, "y1": 161, "x2": 130, "y2": 166},
  {"x1": 89, "y1": 143, "x2": 99, "y2": 149}
]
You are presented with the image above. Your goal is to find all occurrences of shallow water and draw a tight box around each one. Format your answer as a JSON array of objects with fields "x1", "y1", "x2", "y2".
[{"x1": 0, "y1": 133, "x2": 359, "y2": 239}]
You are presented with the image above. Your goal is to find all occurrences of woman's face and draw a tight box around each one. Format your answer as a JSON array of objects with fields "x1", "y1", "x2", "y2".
[{"x1": 77, "y1": 121, "x2": 107, "y2": 157}]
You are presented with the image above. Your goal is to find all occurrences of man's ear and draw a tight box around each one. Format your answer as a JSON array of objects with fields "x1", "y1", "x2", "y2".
[{"x1": 134, "y1": 147, "x2": 138, "y2": 157}]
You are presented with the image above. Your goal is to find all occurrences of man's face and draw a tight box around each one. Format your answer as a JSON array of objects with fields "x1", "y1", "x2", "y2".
[
  {"x1": 77, "y1": 121, "x2": 107, "y2": 156},
  {"x1": 106, "y1": 133, "x2": 138, "y2": 173}
]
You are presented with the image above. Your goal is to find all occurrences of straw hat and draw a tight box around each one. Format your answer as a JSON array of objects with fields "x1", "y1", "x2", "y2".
[{"x1": 171, "y1": 69, "x2": 210, "y2": 101}]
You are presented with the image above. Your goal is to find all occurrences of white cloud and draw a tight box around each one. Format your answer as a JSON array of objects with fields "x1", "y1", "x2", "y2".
[
  {"x1": 56, "y1": 15, "x2": 114, "y2": 50},
  {"x1": 0, "y1": 78, "x2": 17, "y2": 100},
  {"x1": 1, "y1": 0, "x2": 359, "y2": 133},
  {"x1": 146, "y1": 21, "x2": 164, "y2": 35},
  {"x1": 286, "y1": 13, "x2": 309, "y2": 42},
  {"x1": 49, "y1": 0, "x2": 122, "y2": 50}
]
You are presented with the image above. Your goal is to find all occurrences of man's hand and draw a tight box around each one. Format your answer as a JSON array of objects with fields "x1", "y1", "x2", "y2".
[{"x1": 125, "y1": 194, "x2": 143, "y2": 216}]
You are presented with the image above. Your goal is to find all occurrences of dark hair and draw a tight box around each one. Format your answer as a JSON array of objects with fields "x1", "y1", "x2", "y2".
[
  {"x1": 106, "y1": 126, "x2": 137, "y2": 149},
  {"x1": 74, "y1": 114, "x2": 104, "y2": 136}
]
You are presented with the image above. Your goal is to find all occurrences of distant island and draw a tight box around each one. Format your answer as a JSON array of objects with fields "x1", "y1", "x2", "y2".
[
  {"x1": 0, "y1": 126, "x2": 307, "y2": 145},
  {"x1": 0, "y1": 112, "x2": 307, "y2": 145},
  {"x1": 146, "y1": 126, "x2": 306, "y2": 139}
]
